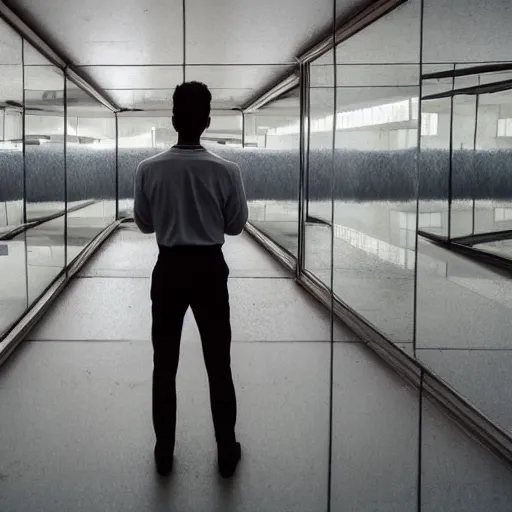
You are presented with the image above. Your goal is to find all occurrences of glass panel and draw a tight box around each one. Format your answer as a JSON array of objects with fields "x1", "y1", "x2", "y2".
[
  {"x1": 118, "y1": 115, "x2": 177, "y2": 218},
  {"x1": 306, "y1": 51, "x2": 334, "y2": 288},
  {"x1": 0, "y1": 25, "x2": 23, "y2": 233},
  {"x1": 0, "y1": 19, "x2": 26, "y2": 337},
  {"x1": 419, "y1": 70, "x2": 453, "y2": 239},
  {"x1": 450, "y1": 91, "x2": 477, "y2": 239},
  {"x1": 66, "y1": 83, "x2": 116, "y2": 265},
  {"x1": 242, "y1": 88, "x2": 300, "y2": 257},
  {"x1": 24, "y1": 44, "x2": 66, "y2": 304},
  {"x1": 418, "y1": 0, "x2": 512, "y2": 436},
  {"x1": 416, "y1": 238, "x2": 512, "y2": 434},
  {"x1": 333, "y1": 0, "x2": 420, "y2": 348},
  {"x1": 473, "y1": 88, "x2": 512, "y2": 240}
]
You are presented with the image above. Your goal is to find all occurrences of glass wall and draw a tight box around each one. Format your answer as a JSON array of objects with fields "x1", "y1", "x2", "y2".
[
  {"x1": 419, "y1": 68, "x2": 452, "y2": 239},
  {"x1": 117, "y1": 114, "x2": 177, "y2": 218},
  {"x1": 24, "y1": 43, "x2": 66, "y2": 304},
  {"x1": 0, "y1": 21, "x2": 118, "y2": 338},
  {"x1": 66, "y1": 83, "x2": 116, "y2": 264},
  {"x1": 1, "y1": 1, "x2": 512, "y2": 509},
  {"x1": 0, "y1": 20, "x2": 25, "y2": 337},
  {"x1": 304, "y1": 51, "x2": 334, "y2": 287},
  {"x1": 419, "y1": 0, "x2": 512, "y2": 254},
  {"x1": 416, "y1": 0, "x2": 512, "y2": 439},
  {"x1": 333, "y1": 0, "x2": 420, "y2": 351},
  {"x1": 239, "y1": 1, "x2": 512, "y2": 507},
  {"x1": 243, "y1": 87, "x2": 300, "y2": 257}
]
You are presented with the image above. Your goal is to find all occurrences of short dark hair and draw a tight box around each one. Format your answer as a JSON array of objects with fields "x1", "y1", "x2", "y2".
[{"x1": 172, "y1": 81, "x2": 212, "y2": 137}]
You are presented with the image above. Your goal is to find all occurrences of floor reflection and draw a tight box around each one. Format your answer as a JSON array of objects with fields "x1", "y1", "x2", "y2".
[{"x1": 417, "y1": 236, "x2": 512, "y2": 434}]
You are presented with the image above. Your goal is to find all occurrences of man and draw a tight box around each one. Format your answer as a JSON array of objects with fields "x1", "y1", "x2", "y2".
[{"x1": 133, "y1": 81, "x2": 248, "y2": 478}]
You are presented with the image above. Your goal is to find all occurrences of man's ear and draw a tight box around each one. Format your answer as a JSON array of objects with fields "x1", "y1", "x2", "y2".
[
  {"x1": 172, "y1": 116, "x2": 178, "y2": 132},
  {"x1": 206, "y1": 117, "x2": 211, "y2": 129}
]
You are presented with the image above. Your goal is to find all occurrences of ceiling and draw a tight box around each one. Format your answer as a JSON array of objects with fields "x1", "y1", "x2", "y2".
[
  {"x1": 2, "y1": 0, "x2": 371, "y2": 110},
  {"x1": 6, "y1": 0, "x2": 511, "y2": 116}
]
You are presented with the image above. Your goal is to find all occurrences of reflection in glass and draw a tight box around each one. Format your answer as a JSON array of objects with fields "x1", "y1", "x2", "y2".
[
  {"x1": 416, "y1": 234, "x2": 512, "y2": 428},
  {"x1": 450, "y1": 90, "x2": 477, "y2": 238},
  {"x1": 66, "y1": 83, "x2": 116, "y2": 264},
  {"x1": 118, "y1": 115, "x2": 177, "y2": 218},
  {"x1": 474, "y1": 88, "x2": 512, "y2": 240},
  {"x1": 24, "y1": 45, "x2": 66, "y2": 304},
  {"x1": 306, "y1": 53, "x2": 334, "y2": 288},
  {"x1": 333, "y1": 0, "x2": 420, "y2": 346},
  {"x1": 0, "y1": 19, "x2": 26, "y2": 337},
  {"x1": 417, "y1": 0, "x2": 512, "y2": 442},
  {"x1": 419, "y1": 73, "x2": 453, "y2": 239},
  {"x1": 242, "y1": 88, "x2": 300, "y2": 257}
]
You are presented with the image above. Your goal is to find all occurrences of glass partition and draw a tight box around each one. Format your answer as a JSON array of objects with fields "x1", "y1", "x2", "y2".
[
  {"x1": 474, "y1": 87, "x2": 512, "y2": 240},
  {"x1": 418, "y1": 0, "x2": 512, "y2": 259},
  {"x1": 243, "y1": 88, "x2": 300, "y2": 257},
  {"x1": 450, "y1": 79, "x2": 478, "y2": 239},
  {"x1": 419, "y1": 69, "x2": 453, "y2": 239},
  {"x1": 305, "y1": 50, "x2": 334, "y2": 287},
  {"x1": 0, "y1": 19, "x2": 25, "y2": 337},
  {"x1": 0, "y1": 1, "x2": 511, "y2": 508},
  {"x1": 66, "y1": 83, "x2": 116, "y2": 264},
  {"x1": 0, "y1": 25, "x2": 121, "y2": 338},
  {"x1": 416, "y1": 0, "x2": 512, "y2": 439},
  {"x1": 24, "y1": 44, "x2": 66, "y2": 304},
  {"x1": 117, "y1": 115, "x2": 176, "y2": 218},
  {"x1": 333, "y1": 0, "x2": 421, "y2": 350}
]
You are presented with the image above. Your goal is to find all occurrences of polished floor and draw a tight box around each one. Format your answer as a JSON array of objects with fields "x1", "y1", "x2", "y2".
[{"x1": 1, "y1": 225, "x2": 512, "y2": 511}]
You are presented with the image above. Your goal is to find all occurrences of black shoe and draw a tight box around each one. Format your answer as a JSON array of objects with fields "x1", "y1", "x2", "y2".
[
  {"x1": 218, "y1": 441, "x2": 241, "y2": 478},
  {"x1": 154, "y1": 443, "x2": 174, "y2": 477}
]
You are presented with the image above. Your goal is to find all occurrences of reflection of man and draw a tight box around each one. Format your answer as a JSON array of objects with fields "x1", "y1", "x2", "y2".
[{"x1": 134, "y1": 82, "x2": 248, "y2": 478}]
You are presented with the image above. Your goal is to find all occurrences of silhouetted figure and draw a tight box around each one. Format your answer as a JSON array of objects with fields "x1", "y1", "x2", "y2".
[{"x1": 134, "y1": 82, "x2": 248, "y2": 478}]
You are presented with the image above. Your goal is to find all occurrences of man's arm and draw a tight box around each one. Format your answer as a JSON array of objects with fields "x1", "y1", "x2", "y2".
[
  {"x1": 224, "y1": 164, "x2": 249, "y2": 236},
  {"x1": 133, "y1": 163, "x2": 154, "y2": 234}
]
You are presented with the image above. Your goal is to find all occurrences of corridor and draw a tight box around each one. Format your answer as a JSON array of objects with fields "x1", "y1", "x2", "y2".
[{"x1": 1, "y1": 225, "x2": 512, "y2": 511}]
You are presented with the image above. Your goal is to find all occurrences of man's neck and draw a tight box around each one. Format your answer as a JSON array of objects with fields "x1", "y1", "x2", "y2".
[{"x1": 176, "y1": 135, "x2": 201, "y2": 147}]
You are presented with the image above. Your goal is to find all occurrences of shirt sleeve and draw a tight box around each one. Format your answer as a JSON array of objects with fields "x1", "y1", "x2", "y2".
[
  {"x1": 133, "y1": 163, "x2": 154, "y2": 234},
  {"x1": 224, "y1": 164, "x2": 249, "y2": 236}
]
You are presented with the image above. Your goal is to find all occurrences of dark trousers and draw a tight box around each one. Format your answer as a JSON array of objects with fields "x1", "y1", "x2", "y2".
[{"x1": 151, "y1": 244, "x2": 237, "y2": 450}]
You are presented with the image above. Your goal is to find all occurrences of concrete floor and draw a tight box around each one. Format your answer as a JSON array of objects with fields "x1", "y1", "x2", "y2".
[{"x1": 1, "y1": 225, "x2": 512, "y2": 511}]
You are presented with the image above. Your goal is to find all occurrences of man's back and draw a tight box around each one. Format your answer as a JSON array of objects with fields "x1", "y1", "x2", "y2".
[
  {"x1": 134, "y1": 146, "x2": 248, "y2": 247},
  {"x1": 138, "y1": 82, "x2": 244, "y2": 479}
]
